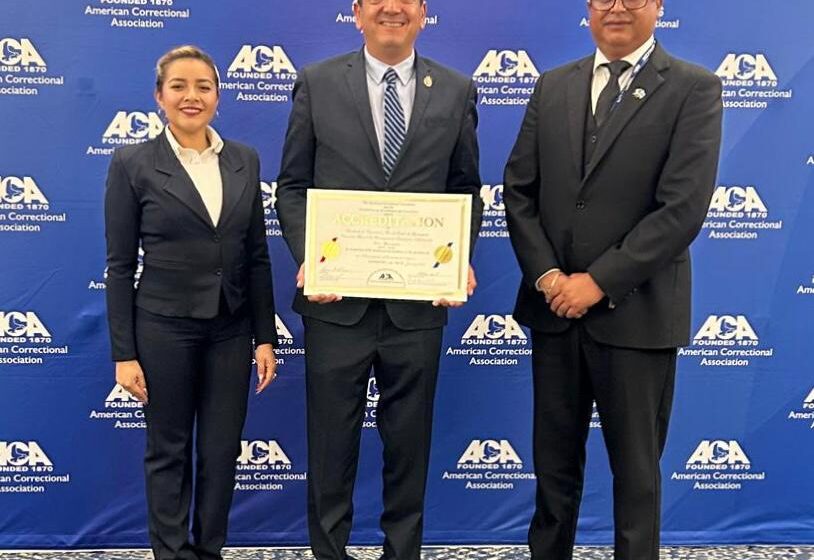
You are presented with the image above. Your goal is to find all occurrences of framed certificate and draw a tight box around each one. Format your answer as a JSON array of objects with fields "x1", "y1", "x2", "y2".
[{"x1": 304, "y1": 189, "x2": 472, "y2": 302}]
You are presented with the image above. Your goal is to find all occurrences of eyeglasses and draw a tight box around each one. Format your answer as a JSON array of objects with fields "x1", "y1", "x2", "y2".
[{"x1": 587, "y1": 0, "x2": 650, "y2": 11}]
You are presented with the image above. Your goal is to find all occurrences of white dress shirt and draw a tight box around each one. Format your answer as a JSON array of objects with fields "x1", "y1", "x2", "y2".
[
  {"x1": 165, "y1": 126, "x2": 224, "y2": 226},
  {"x1": 364, "y1": 47, "x2": 416, "y2": 163},
  {"x1": 591, "y1": 35, "x2": 656, "y2": 114}
]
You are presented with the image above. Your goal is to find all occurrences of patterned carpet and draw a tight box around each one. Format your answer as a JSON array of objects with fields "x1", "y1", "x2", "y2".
[{"x1": 1, "y1": 546, "x2": 813, "y2": 559}]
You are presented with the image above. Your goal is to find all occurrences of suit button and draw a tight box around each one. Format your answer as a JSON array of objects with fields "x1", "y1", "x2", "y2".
[
  {"x1": 213, "y1": 235, "x2": 220, "y2": 243},
  {"x1": 590, "y1": 135, "x2": 597, "y2": 144},
  {"x1": 215, "y1": 268, "x2": 222, "y2": 276},
  {"x1": 576, "y1": 200, "x2": 586, "y2": 210}
]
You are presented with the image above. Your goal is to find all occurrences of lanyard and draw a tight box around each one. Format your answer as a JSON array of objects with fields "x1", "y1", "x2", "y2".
[{"x1": 609, "y1": 39, "x2": 657, "y2": 113}]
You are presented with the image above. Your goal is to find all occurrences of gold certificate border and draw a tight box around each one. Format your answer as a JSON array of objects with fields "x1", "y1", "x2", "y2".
[{"x1": 304, "y1": 189, "x2": 472, "y2": 301}]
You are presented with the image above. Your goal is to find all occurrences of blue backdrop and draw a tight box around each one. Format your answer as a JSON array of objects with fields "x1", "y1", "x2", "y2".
[{"x1": 1, "y1": 0, "x2": 813, "y2": 549}]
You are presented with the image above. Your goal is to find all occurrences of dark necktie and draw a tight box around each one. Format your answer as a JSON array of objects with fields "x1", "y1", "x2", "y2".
[{"x1": 594, "y1": 60, "x2": 631, "y2": 128}]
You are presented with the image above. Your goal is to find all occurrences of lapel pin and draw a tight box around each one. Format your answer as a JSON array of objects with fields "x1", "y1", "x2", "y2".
[
  {"x1": 423, "y1": 75, "x2": 433, "y2": 88},
  {"x1": 632, "y1": 88, "x2": 646, "y2": 100}
]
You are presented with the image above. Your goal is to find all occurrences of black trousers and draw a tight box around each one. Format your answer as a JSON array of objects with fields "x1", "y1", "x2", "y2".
[
  {"x1": 303, "y1": 303, "x2": 443, "y2": 560},
  {"x1": 528, "y1": 324, "x2": 676, "y2": 560},
  {"x1": 135, "y1": 305, "x2": 252, "y2": 560}
]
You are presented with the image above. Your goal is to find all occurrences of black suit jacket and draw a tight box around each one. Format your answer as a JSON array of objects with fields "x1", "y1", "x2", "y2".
[
  {"x1": 276, "y1": 49, "x2": 483, "y2": 330},
  {"x1": 104, "y1": 134, "x2": 277, "y2": 361},
  {"x1": 504, "y1": 44, "x2": 723, "y2": 349}
]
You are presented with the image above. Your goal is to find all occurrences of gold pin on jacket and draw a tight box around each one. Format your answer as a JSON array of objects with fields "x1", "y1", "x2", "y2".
[{"x1": 424, "y1": 75, "x2": 433, "y2": 88}]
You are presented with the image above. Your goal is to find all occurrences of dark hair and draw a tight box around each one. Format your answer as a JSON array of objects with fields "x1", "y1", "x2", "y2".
[{"x1": 155, "y1": 45, "x2": 219, "y2": 92}]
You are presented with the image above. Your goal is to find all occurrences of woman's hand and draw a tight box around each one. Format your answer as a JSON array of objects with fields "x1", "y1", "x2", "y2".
[
  {"x1": 115, "y1": 360, "x2": 148, "y2": 403},
  {"x1": 255, "y1": 343, "x2": 277, "y2": 394}
]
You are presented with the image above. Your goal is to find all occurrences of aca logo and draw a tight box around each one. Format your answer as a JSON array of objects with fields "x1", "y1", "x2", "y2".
[
  {"x1": 716, "y1": 52, "x2": 791, "y2": 110},
  {"x1": 681, "y1": 314, "x2": 773, "y2": 366},
  {"x1": 462, "y1": 315, "x2": 526, "y2": 341},
  {"x1": 703, "y1": 184, "x2": 781, "y2": 240},
  {"x1": 261, "y1": 181, "x2": 278, "y2": 211},
  {"x1": 224, "y1": 45, "x2": 297, "y2": 103},
  {"x1": 443, "y1": 438, "x2": 534, "y2": 490},
  {"x1": 228, "y1": 45, "x2": 296, "y2": 76},
  {"x1": 367, "y1": 376, "x2": 380, "y2": 403},
  {"x1": 363, "y1": 376, "x2": 380, "y2": 429},
  {"x1": 234, "y1": 439, "x2": 307, "y2": 491},
  {"x1": 275, "y1": 314, "x2": 293, "y2": 342},
  {"x1": 0, "y1": 311, "x2": 51, "y2": 342},
  {"x1": 480, "y1": 184, "x2": 504, "y2": 212},
  {"x1": 787, "y1": 387, "x2": 814, "y2": 429},
  {"x1": 237, "y1": 440, "x2": 292, "y2": 467},
  {"x1": 0, "y1": 176, "x2": 49, "y2": 208},
  {"x1": 693, "y1": 315, "x2": 758, "y2": 345},
  {"x1": 269, "y1": 315, "x2": 305, "y2": 365},
  {"x1": 457, "y1": 439, "x2": 523, "y2": 468},
  {"x1": 685, "y1": 440, "x2": 750, "y2": 469},
  {"x1": 473, "y1": 50, "x2": 538, "y2": 107},
  {"x1": 708, "y1": 186, "x2": 767, "y2": 215},
  {"x1": 261, "y1": 181, "x2": 282, "y2": 237},
  {"x1": 0, "y1": 38, "x2": 46, "y2": 68},
  {"x1": 0, "y1": 37, "x2": 63, "y2": 96},
  {"x1": 102, "y1": 111, "x2": 163, "y2": 145},
  {"x1": 105, "y1": 384, "x2": 143, "y2": 408},
  {"x1": 716, "y1": 53, "x2": 777, "y2": 83},
  {"x1": 451, "y1": 314, "x2": 530, "y2": 366},
  {"x1": 0, "y1": 174, "x2": 66, "y2": 232},
  {"x1": 474, "y1": 50, "x2": 539, "y2": 80},
  {"x1": 672, "y1": 440, "x2": 765, "y2": 490},
  {"x1": 479, "y1": 184, "x2": 508, "y2": 239},
  {"x1": 0, "y1": 441, "x2": 52, "y2": 467},
  {"x1": 88, "y1": 384, "x2": 145, "y2": 430}
]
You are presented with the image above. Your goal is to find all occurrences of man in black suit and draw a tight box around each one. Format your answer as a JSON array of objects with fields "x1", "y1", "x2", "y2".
[
  {"x1": 276, "y1": 1, "x2": 482, "y2": 559},
  {"x1": 503, "y1": 0, "x2": 722, "y2": 558}
]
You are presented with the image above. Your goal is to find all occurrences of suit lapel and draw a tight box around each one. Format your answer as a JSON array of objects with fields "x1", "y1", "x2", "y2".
[
  {"x1": 389, "y1": 55, "x2": 432, "y2": 181},
  {"x1": 583, "y1": 44, "x2": 669, "y2": 182},
  {"x1": 217, "y1": 143, "x2": 247, "y2": 230},
  {"x1": 346, "y1": 50, "x2": 384, "y2": 173},
  {"x1": 566, "y1": 56, "x2": 594, "y2": 179},
  {"x1": 154, "y1": 135, "x2": 215, "y2": 230}
]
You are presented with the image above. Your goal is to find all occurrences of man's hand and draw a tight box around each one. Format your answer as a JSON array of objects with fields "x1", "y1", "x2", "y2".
[
  {"x1": 255, "y1": 343, "x2": 277, "y2": 394},
  {"x1": 297, "y1": 263, "x2": 343, "y2": 304},
  {"x1": 539, "y1": 270, "x2": 563, "y2": 304},
  {"x1": 433, "y1": 266, "x2": 477, "y2": 308},
  {"x1": 115, "y1": 360, "x2": 148, "y2": 403},
  {"x1": 548, "y1": 273, "x2": 604, "y2": 319}
]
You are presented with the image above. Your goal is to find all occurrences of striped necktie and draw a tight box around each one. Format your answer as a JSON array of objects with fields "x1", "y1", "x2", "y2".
[{"x1": 383, "y1": 68, "x2": 406, "y2": 180}]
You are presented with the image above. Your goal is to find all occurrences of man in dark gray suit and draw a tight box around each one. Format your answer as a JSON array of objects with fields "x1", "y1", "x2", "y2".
[
  {"x1": 504, "y1": 0, "x2": 722, "y2": 558},
  {"x1": 276, "y1": 1, "x2": 481, "y2": 558}
]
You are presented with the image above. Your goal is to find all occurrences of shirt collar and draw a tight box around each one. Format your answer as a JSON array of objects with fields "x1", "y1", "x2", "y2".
[
  {"x1": 364, "y1": 47, "x2": 416, "y2": 86},
  {"x1": 165, "y1": 125, "x2": 224, "y2": 159},
  {"x1": 593, "y1": 35, "x2": 655, "y2": 74}
]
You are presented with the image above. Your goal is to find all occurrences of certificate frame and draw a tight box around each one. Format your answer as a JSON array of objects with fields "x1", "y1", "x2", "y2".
[{"x1": 304, "y1": 189, "x2": 472, "y2": 302}]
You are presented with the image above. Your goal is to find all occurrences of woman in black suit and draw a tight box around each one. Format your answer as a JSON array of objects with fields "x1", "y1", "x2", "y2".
[{"x1": 104, "y1": 45, "x2": 277, "y2": 560}]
